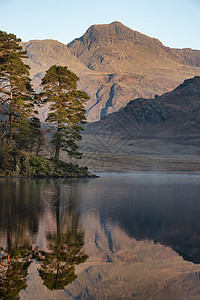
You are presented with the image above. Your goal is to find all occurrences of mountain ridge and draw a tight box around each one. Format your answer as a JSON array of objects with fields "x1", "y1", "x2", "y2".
[
  {"x1": 21, "y1": 21, "x2": 200, "y2": 121},
  {"x1": 79, "y1": 76, "x2": 200, "y2": 158},
  {"x1": 67, "y1": 21, "x2": 200, "y2": 71}
]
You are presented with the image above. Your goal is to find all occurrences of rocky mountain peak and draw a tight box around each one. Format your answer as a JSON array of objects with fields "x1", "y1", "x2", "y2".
[
  {"x1": 68, "y1": 21, "x2": 163, "y2": 52},
  {"x1": 180, "y1": 75, "x2": 200, "y2": 88},
  {"x1": 172, "y1": 76, "x2": 200, "y2": 94},
  {"x1": 22, "y1": 39, "x2": 76, "y2": 64}
]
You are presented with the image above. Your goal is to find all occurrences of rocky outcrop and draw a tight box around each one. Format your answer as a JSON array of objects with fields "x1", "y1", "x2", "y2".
[{"x1": 123, "y1": 98, "x2": 168, "y2": 124}]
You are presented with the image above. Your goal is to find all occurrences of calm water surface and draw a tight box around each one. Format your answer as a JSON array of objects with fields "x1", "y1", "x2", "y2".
[{"x1": 1, "y1": 174, "x2": 200, "y2": 299}]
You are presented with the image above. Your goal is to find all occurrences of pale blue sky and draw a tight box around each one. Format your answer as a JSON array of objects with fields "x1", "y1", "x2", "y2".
[{"x1": 0, "y1": 0, "x2": 199, "y2": 49}]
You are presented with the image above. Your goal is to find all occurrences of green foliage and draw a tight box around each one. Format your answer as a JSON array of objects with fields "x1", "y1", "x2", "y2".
[
  {"x1": 0, "y1": 31, "x2": 30, "y2": 88},
  {"x1": 39, "y1": 264, "x2": 77, "y2": 290},
  {"x1": 41, "y1": 65, "x2": 90, "y2": 160},
  {"x1": 15, "y1": 117, "x2": 41, "y2": 151},
  {"x1": 0, "y1": 30, "x2": 36, "y2": 149},
  {"x1": 0, "y1": 149, "x2": 92, "y2": 177},
  {"x1": 0, "y1": 261, "x2": 31, "y2": 299}
]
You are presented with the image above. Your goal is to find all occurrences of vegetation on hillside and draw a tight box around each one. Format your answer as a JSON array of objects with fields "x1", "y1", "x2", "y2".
[{"x1": 0, "y1": 149, "x2": 94, "y2": 178}]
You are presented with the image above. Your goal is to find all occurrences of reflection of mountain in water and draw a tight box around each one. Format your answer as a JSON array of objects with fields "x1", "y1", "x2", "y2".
[
  {"x1": 65, "y1": 213, "x2": 200, "y2": 300},
  {"x1": 63, "y1": 175, "x2": 200, "y2": 299},
  {"x1": 84, "y1": 175, "x2": 200, "y2": 264}
]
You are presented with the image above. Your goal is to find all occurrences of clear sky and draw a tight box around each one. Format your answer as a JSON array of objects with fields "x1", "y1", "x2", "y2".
[{"x1": 0, "y1": 0, "x2": 200, "y2": 50}]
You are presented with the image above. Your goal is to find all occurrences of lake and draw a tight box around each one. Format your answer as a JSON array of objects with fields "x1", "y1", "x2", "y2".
[{"x1": 1, "y1": 173, "x2": 200, "y2": 299}]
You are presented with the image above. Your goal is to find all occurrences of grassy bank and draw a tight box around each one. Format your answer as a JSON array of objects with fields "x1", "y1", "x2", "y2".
[{"x1": 74, "y1": 152, "x2": 200, "y2": 174}]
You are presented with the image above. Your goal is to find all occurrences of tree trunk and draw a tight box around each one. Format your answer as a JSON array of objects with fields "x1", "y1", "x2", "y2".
[
  {"x1": 55, "y1": 123, "x2": 61, "y2": 160},
  {"x1": 8, "y1": 114, "x2": 13, "y2": 149},
  {"x1": 7, "y1": 253, "x2": 11, "y2": 269},
  {"x1": 8, "y1": 90, "x2": 13, "y2": 150}
]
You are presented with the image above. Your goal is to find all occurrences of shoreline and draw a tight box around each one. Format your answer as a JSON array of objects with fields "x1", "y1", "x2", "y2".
[
  {"x1": 0, "y1": 173, "x2": 99, "y2": 179},
  {"x1": 0, "y1": 149, "x2": 97, "y2": 179},
  {"x1": 75, "y1": 152, "x2": 200, "y2": 174}
]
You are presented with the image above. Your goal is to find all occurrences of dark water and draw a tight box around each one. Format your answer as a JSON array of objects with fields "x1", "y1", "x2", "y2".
[{"x1": 1, "y1": 174, "x2": 200, "y2": 299}]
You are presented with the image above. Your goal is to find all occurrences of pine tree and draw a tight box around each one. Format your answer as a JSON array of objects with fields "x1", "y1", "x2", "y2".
[
  {"x1": 15, "y1": 117, "x2": 41, "y2": 152},
  {"x1": 0, "y1": 30, "x2": 35, "y2": 149},
  {"x1": 41, "y1": 65, "x2": 89, "y2": 160}
]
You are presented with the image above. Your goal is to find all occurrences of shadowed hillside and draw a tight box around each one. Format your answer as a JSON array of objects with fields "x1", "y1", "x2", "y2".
[{"x1": 67, "y1": 76, "x2": 200, "y2": 172}]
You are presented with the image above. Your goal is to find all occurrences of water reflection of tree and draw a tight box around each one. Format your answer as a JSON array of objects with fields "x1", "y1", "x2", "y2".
[
  {"x1": 0, "y1": 179, "x2": 43, "y2": 239},
  {"x1": 0, "y1": 180, "x2": 33, "y2": 299},
  {"x1": 34, "y1": 180, "x2": 88, "y2": 290},
  {"x1": 0, "y1": 179, "x2": 88, "y2": 294},
  {"x1": 0, "y1": 259, "x2": 31, "y2": 299}
]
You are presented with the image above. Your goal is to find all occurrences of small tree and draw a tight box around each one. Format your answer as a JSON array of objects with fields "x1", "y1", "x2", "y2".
[
  {"x1": 41, "y1": 65, "x2": 89, "y2": 160},
  {"x1": 0, "y1": 30, "x2": 35, "y2": 149}
]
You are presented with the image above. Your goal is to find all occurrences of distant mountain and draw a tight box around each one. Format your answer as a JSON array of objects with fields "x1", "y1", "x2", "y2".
[
  {"x1": 22, "y1": 22, "x2": 200, "y2": 121},
  {"x1": 68, "y1": 21, "x2": 199, "y2": 72},
  {"x1": 80, "y1": 76, "x2": 200, "y2": 157},
  {"x1": 22, "y1": 39, "x2": 90, "y2": 89}
]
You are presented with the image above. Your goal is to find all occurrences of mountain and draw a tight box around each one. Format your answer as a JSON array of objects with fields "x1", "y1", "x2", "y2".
[
  {"x1": 68, "y1": 21, "x2": 200, "y2": 73},
  {"x1": 22, "y1": 39, "x2": 91, "y2": 90},
  {"x1": 68, "y1": 21, "x2": 196, "y2": 72},
  {"x1": 78, "y1": 76, "x2": 200, "y2": 159},
  {"x1": 67, "y1": 21, "x2": 200, "y2": 120},
  {"x1": 22, "y1": 22, "x2": 200, "y2": 121}
]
